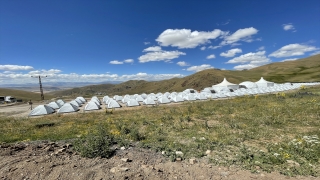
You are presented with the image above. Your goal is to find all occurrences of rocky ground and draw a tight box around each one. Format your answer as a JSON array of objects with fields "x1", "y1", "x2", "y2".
[{"x1": 0, "y1": 141, "x2": 317, "y2": 180}]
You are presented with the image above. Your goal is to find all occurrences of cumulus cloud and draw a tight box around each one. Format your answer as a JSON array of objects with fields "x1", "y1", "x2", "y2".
[
  {"x1": 208, "y1": 45, "x2": 221, "y2": 49},
  {"x1": 220, "y1": 27, "x2": 258, "y2": 46},
  {"x1": 0, "y1": 71, "x2": 185, "y2": 84},
  {"x1": 139, "y1": 50, "x2": 186, "y2": 63},
  {"x1": 283, "y1": 23, "x2": 296, "y2": 31},
  {"x1": 269, "y1": 43, "x2": 318, "y2": 58},
  {"x1": 156, "y1": 29, "x2": 223, "y2": 49},
  {"x1": 143, "y1": 46, "x2": 162, "y2": 52},
  {"x1": 144, "y1": 42, "x2": 150, "y2": 45},
  {"x1": 206, "y1": 54, "x2": 216, "y2": 59},
  {"x1": 124, "y1": 59, "x2": 134, "y2": 63},
  {"x1": 186, "y1": 64, "x2": 214, "y2": 72},
  {"x1": 177, "y1": 61, "x2": 190, "y2": 66},
  {"x1": 227, "y1": 51, "x2": 271, "y2": 70},
  {"x1": 200, "y1": 46, "x2": 206, "y2": 51},
  {"x1": 220, "y1": 48, "x2": 242, "y2": 57},
  {"x1": 110, "y1": 60, "x2": 123, "y2": 64},
  {"x1": 0, "y1": 65, "x2": 34, "y2": 71},
  {"x1": 281, "y1": 58, "x2": 298, "y2": 62},
  {"x1": 28, "y1": 69, "x2": 62, "y2": 75},
  {"x1": 257, "y1": 46, "x2": 265, "y2": 51}
]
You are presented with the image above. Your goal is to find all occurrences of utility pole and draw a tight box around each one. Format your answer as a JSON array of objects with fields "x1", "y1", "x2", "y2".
[{"x1": 31, "y1": 75, "x2": 47, "y2": 100}]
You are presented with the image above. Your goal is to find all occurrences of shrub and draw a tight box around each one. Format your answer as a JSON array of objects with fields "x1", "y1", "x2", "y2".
[{"x1": 73, "y1": 125, "x2": 115, "y2": 158}]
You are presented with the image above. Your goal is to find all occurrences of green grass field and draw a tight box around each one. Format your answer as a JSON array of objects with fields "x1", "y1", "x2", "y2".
[{"x1": 1, "y1": 85, "x2": 320, "y2": 176}]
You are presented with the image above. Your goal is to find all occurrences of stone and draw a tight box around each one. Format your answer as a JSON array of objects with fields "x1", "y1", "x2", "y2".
[
  {"x1": 110, "y1": 167, "x2": 117, "y2": 173},
  {"x1": 121, "y1": 158, "x2": 130, "y2": 162},
  {"x1": 189, "y1": 158, "x2": 196, "y2": 164},
  {"x1": 176, "y1": 158, "x2": 182, "y2": 162},
  {"x1": 287, "y1": 160, "x2": 300, "y2": 167},
  {"x1": 161, "y1": 151, "x2": 166, "y2": 155},
  {"x1": 205, "y1": 150, "x2": 211, "y2": 155},
  {"x1": 220, "y1": 171, "x2": 229, "y2": 177},
  {"x1": 175, "y1": 151, "x2": 183, "y2": 156},
  {"x1": 120, "y1": 146, "x2": 126, "y2": 150},
  {"x1": 119, "y1": 167, "x2": 129, "y2": 172}
]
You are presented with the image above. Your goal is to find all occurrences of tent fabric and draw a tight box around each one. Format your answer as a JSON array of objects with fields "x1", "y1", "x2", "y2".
[
  {"x1": 171, "y1": 96, "x2": 184, "y2": 103},
  {"x1": 213, "y1": 78, "x2": 239, "y2": 90},
  {"x1": 107, "y1": 100, "x2": 121, "y2": 109},
  {"x1": 135, "y1": 95, "x2": 144, "y2": 102},
  {"x1": 57, "y1": 103, "x2": 79, "y2": 114},
  {"x1": 47, "y1": 102, "x2": 61, "y2": 109},
  {"x1": 70, "y1": 100, "x2": 82, "y2": 107},
  {"x1": 158, "y1": 96, "x2": 171, "y2": 104},
  {"x1": 84, "y1": 101, "x2": 101, "y2": 111},
  {"x1": 56, "y1": 99, "x2": 65, "y2": 106},
  {"x1": 143, "y1": 97, "x2": 156, "y2": 105},
  {"x1": 29, "y1": 105, "x2": 55, "y2": 116},
  {"x1": 255, "y1": 77, "x2": 274, "y2": 87},
  {"x1": 74, "y1": 98, "x2": 84, "y2": 104},
  {"x1": 126, "y1": 99, "x2": 140, "y2": 107},
  {"x1": 239, "y1": 81, "x2": 258, "y2": 89},
  {"x1": 76, "y1": 97, "x2": 86, "y2": 103}
]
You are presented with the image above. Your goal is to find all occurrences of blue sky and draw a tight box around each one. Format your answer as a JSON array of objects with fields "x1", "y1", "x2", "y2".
[{"x1": 1, "y1": 0, "x2": 320, "y2": 84}]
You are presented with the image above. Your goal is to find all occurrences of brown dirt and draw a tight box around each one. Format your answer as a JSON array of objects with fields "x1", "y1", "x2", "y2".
[{"x1": 0, "y1": 141, "x2": 317, "y2": 180}]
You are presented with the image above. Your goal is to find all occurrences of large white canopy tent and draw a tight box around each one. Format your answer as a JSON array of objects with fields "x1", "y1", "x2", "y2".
[
  {"x1": 255, "y1": 77, "x2": 274, "y2": 87},
  {"x1": 213, "y1": 78, "x2": 239, "y2": 91}
]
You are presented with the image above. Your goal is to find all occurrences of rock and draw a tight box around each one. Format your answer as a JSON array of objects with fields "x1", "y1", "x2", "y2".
[
  {"x1": 205, "y1": 150, "x2": 211, "y2": 155},
  {"x1": 189, "y1": 158, "x2": 196, "y2": 164},
  {"x1": 175, "y1": 151, "x2": 183, "y2": 156},
  {"x1": 121, "y1": 158, "x2": 130, "y2": 162},
  {"x1": 161, "y1": 151, "x2": 166, "y2": 155},
  {"x1": 44, "y1": 146, "x2": 54, "y2": 152},
  {"x1": 110, "y1": 167, "x2": 117, "y2": 173},
  {"x1": 220, "y1": 171, "x2": 229, "y2": 177},
  {"x1": 120, "y1": 146, "x2": 126, "y2": 150},
  {"x1": 176, "y1": 158, "x2": 182, "y2": 162},
  {"x1": 200, "y1": 137, "x2": 206, "y2": 141},
  {"x1": 119, "y1": 167, "x2": 129, "y2": 172}
]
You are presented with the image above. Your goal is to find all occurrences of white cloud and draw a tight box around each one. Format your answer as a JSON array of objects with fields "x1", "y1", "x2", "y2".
[
  {"x1": 257, "y1": 46, "x2": 265, "y2": 51},
  {"x1": 0, "y1": 71, "x2": 185, "y2": 84},
  {"x1": 0, "y1": 65, "x2": 34, "y2": 71},
  {"x1": 227, "y1": 51, "x2": 271, "y2": 70},
  {"x1": 177, "y1": 61, "x2": 190, "y2": 66},
  {"x1": 143, "y1": 46, "x2": 162, "y2": 52},
  {"x1": 124, "y1": 59, "x2": 134, "y2": 63},
  {"x1": 156, "y1": 29, "x2": 223, "y2": 49},
  {"x1": 208, "y1": 45, "x2": 221, "y2": 49},
  {"x1": 186, "y1": 64, "x2": 214, "y2": 72},
  {"x1": 206, "y1": 54, "x2": 216, "y2": 59},
  {"x1": 220, "y1": 48, "x2": 242, "y2": 57},
  {"x1": 281, "y1": 58, "x2": 298, "y2": 62},
  {"x1": 269, "y1": 43, "x2": 318, "y2": 58},
  {"x1": 220, "y1": 27, "x2": 258, "y2": 46},
  {"x1": 28, "y1": 69, "x2": 62, "y2": 75},
  {"x1": 144, "y1": 42, "x2": 150, "y2": 45},
  {"x1": 110, "y1": 60, "x2": 123, "y2": 64},
  {"x1": 283, "y1": 23, "x2": 296, "y2": 31},
  {"x1": 200, "y1": 46, "x2": 206, "y2": 51},
  {"x1": 310, "y1": 51, "x2": 320, "y2": 56},
  {"x1": 139, "y1": 50, "x2": 186, "y2": 63}
]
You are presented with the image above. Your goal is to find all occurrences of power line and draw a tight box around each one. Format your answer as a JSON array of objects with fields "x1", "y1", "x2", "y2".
[{"x1": 31, "y1": 75, "x2": 47, "y2": 100}]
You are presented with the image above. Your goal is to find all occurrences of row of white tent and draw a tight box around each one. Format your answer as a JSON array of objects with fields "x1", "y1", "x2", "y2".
[{"x1": 29, "y1": 80, "x2": 320, "y2": 116}]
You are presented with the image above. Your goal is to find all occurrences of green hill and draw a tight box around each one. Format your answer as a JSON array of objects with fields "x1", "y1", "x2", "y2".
[{"x1": 48, "y1": 54, "x2": 320, "y2": 96}]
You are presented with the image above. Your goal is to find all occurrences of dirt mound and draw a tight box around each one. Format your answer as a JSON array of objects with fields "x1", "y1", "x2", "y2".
[{"x1": 0, "y1": 141, "x2": 316, "y2": 180}]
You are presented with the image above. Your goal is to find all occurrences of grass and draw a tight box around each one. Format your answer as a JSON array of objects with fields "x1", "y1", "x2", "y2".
[
  {"x1": 0, "y1": 88, "x2": 55, "y2": 102},
  {"x1": 1, "y1": 85, "x2": 320, "y2": 176}
]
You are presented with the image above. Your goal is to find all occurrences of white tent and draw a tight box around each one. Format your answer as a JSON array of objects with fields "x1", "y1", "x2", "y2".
[
  {"x1": 74, "y1": 98, "x2": 84, "y2": 104},
  {"x1": 171, "y1": 96, "x2": 184, "y2": 103},
  {"x1": 107, "y1": 100, "x2": 121, "y2": 109},
  {"x1": 213, "y1": 78, "x2": 239, "y2": 90},
  {"x1": 70, "y1": 100, "x2": 82, "y2": 107},
  {"x1": 135, "y1": 95, "x2": 144, "y2": 102},
  {"x1": 114, "y1": 95, "x2": 123, "y2": 101},
  {"x1": 183, "y1": 89, "x2": 197, "y2": 93},
  {"x1": 76, "y1": 97, "x2": 86, "y2": 103},
  {"x1": 91, "y1": 98, "x2": 101, "y2": 105},
  {"x1": 47, "y1": 102, "x2": 61, "y2": 109},
  {"x1": 255, "y1": 77, "x2": 274, "y2": 87},
  {"x1": 122, "y1": 96, "x2": 130, "y2": 103},
  {"x1": 56, "y1": 99, "x2": 65, "y2": 106},
  {"x1": 239, "y1": 81, "x2": 258, "y2": 89},
  {"x1": 57, "y1": 103, "x2": 79, "y2": 114},
  {"x1": 126, "y1": 99, "x2": 140, "y2": 107},
  {"x1": 91, "y1": 97, "x2": 101, "y2": 104},
  {"x1": 141, "y1": 93, "x2": 148, "y2": 99},
  {"x1": 184, "y1": 94, "x2": 196, "y2": 101},
  {"x1": 29, "y1": 105, "x2": 55, "y2": 116},
  {"x1": 143, "y1": 97, "x2": 156, "y2": 105},
  {"x1": 84, "y1": 101, "x2": 101, "y2": 111},
  {"x1": 201, "y1": 87, "x2": 216, "y2": 93},
  {"x1": 158, "y1": 96, "x2": 171, "y2": 104},
  {"x1": 196, "y1": 93, "x2": 207, "y2": 100}
]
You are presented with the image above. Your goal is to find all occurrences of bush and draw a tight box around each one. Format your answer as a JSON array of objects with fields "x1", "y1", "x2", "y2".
[{"x1": 73, "y1": 125, "x2": 115, "y2": 158}]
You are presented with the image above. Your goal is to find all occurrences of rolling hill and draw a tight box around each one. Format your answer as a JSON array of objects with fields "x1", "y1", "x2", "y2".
[
  {"x1": 22, "y1": 54, "x2": 320, "y2": 97},
  {"x1": 0, "y1": 88, "x2": 55, "y2": 102}
]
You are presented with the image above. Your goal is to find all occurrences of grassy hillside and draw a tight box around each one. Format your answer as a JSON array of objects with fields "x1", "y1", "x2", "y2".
[
  {"x1": 49, "y1": 54, "x2": 320, "y2": 96},
  {"x1": 0, "y1": 88, "x2": 55, "y2": 102}
]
